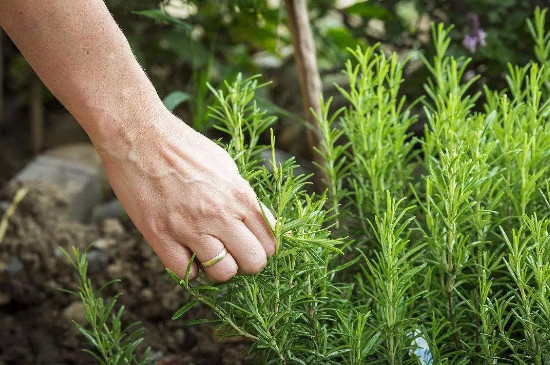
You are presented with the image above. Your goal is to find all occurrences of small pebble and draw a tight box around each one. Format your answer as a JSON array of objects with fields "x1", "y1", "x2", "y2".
[
  {"x1": 86, "y1": 249, "x2": 109, "y2": 274},
  {"x1": 101, "y1": 218, "x2": 125, "y2": 236},
  {"x1": 6, "y1": 257, "x2": 24, "y2": 275},
  {"x1": 91, "y1": 238, "x2": 116, "y2": 250},
  {"x1": 62, "y1": 301, "x2": 86, "y2": 325}
]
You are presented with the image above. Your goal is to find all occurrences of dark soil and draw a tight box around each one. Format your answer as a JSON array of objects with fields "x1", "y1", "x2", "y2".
[{"x1": 0, "y1": 185, "x2": 250, "y2": 365}]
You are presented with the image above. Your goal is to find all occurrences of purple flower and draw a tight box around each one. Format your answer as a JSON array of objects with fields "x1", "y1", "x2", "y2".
[
  {"x1": 463, "y1": 35, "x2": 477, "y2": 53},
  {"x1": 463, "y1": 29, "x2": 487, "y2": 53}
]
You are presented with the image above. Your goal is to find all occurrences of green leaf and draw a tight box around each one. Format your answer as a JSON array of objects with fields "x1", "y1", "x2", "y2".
[
  {"x1": 185, "y1": 318, "x2": 221, "y2": 326},
  {"x1": 395, "y1": 1, "x2": 419, "y2": 32},
  {"x1": 133, "y1": 9, "x2": 192, "y2": 30},
  {"x1": 165, "y1": 268, "x2": 183, "y2": 285},
  {"x1": 344, "y1": 2, "x2": 392, "y2": 20},
  {"x1": 172, "y1": 300, "x2": 199, "y2": 320},
  {"x1": 163, "y1": 91, "x2": 192, "y2": 111},
  {"x1": 324, "y1": 27, "x2": 361, "y2": 51}
]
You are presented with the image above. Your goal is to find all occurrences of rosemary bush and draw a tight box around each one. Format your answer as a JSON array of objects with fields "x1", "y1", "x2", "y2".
[
  {"x1": 68, "y1": 8, "x2": 550, "y2": 365},
  {"x1": 62, "y1": 247, "x2": 151, "y2": 364},
  {"x1": 168, "y1": 9, "x2": 550, "y2": 364}
]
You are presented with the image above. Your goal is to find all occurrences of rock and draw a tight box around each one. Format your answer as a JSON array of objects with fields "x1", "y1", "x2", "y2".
[
  {"x1": 62, "y1": 301, "x2": 86, "y2": 325},
  {"x1": 101, "y1": 218, "x2": 125, "y2": 237},
  {"x1": 91, "y1": 238, "x2": 116, "y2": 250},
  {"x1": 141, "y1": 288, "x2": 154, "y2": 302},
  {"x1": 44, "y1": 143, "x2": 110, "y2": 193},
  {"x1": 5, "y1": 257, "x2": 23, "y2": 275},
  {"x1": 44, "y1": 143, "x2": 100, "y2": 169},
  {"x1": 0, "y1": 200, "x2": 9, "y2": 212},
  {"x1": 86, "y1": 249, "x2": 109, "y2": 274},
  {"x1": 9, "y1": 153, "x2": 101, "y2": 222},
  {"x1": 107, "y1": 261, "x2": 125, "y2": 278},
  {"x1": 174, "y1": 328, "x2": 185, "y2": 344},
  {"x1": 92, "y1": 199, "x2": 126, "y2": 223}
]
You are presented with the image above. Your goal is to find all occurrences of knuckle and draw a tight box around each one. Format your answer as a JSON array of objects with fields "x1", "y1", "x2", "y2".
[
  {"x1": 233, "y1": 188, "x2": 248, "y2": 202},
  {"x1": 234, "y1": 188, "x2": 258, "y2": 211},
  {"x1": 201, "y1": 199, "x2": 228, "y2": 219},
  {"x1": 148, "y1": 215, "x2": 171, "y2": 241}
]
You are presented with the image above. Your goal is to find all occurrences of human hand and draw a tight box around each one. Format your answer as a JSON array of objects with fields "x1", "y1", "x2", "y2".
[{"x1": 95, "y1": 109, "x2": 276, "y2": 282}]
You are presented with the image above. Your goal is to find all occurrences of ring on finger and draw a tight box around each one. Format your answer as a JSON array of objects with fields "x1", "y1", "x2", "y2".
[{"x1": 201, "y1": 247, "x2": 228, "y2": 268}]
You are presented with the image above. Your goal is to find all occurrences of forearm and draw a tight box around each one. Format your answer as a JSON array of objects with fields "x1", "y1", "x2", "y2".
[
  {"x1": 0, "y1": 0, "x2": 277, "y2": 283},
  {"x1": 0, "y1": 0, "x2": 167, "y2": 147}
]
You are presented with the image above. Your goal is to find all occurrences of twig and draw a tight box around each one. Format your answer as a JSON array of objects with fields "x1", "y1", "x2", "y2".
[{"x1": 0, "y1": 187, "x2": 29, "y2": 244}]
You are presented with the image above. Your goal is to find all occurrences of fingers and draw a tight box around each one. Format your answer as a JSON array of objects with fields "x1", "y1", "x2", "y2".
[
  {"x1": 151, "y1": 179, "x2": 276, "y2": 283},
  {"x1": 213, "y1": 220, "x2": 267, "y2": 275},
  {"x1": 153, "y1": 240, "x2": 199, "y2": 281},
  {"x1": 187, "y1": 235, "x2": 239, "y2": 282},
  {"x1": 243, "y1": 201, "x2": 277, "y2": 256},
  {"x1": 233, "y1": 179, "x2": 277, "y2": 256}
]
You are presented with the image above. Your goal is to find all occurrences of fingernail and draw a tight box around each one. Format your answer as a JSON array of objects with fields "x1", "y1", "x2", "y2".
[{"x1": 260, "y1": 202, "x2": 277, "y2": 231}]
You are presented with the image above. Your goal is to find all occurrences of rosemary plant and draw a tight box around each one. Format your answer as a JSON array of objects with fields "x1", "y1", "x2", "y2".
[
  {"x1": 170, "y1": 9, "x2": 550, "y2": 364},
  {"x1": 62, "y1": 247, "x2": 151, "y2": 365},
  {"x1": 70, "y1": 8, "x2": 550, "y2": 365}
]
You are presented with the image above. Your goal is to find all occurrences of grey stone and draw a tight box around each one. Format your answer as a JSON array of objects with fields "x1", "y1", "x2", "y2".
[
  {"x1": 5, "y1": 257, "x2": 24, "y2": 275},
  {"x1": 62, "y1": 301, "x2": 86, "y2": 325},
  {"x1": 101, "y1": 218, "x2": 125, "y2": 236},
  {"x1": 0, "y1": 201, "x2": 9, "y2": 212},
  {"x1": 44, "y1": 143, "x2": 109, "y2": 192},
  {"x1": 91, "y1": 238, "x2": 116, "y2": 250},
  {"x1": 9, "y1": 154, "x2": 101, "y2": 222},
  {"x1": 86, "y1": 249, "x2": 109, "y2": 274},
  {"x1": 92, "y1": 199, "x2": 126, "y2": 223},
  {"x1": 141, "y1": 288, "x2": 154, "y2": 302}
]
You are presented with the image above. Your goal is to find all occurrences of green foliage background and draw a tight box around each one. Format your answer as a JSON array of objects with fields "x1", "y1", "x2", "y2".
[{"x1": 107, "y1": 0, "x2": 546, "y2": 131}]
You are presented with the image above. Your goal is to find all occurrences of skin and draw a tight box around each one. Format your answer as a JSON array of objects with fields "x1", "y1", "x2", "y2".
[{"x1": 0, "y1": 0, "x2": 276, "y2": 282}]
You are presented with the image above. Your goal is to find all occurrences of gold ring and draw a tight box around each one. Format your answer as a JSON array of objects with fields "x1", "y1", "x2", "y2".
[{"x1": 201, "y1": 247, "x2": 227, "y2": 268}]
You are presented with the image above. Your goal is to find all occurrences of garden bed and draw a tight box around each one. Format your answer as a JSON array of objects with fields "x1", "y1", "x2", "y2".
[{"x1": 0, "y1": 184, "x2": 248, "y2": 364}]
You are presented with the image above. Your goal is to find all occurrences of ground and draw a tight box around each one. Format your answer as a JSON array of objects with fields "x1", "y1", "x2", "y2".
[{"x1": 0, "y1": 184, "x2": 250, "y2": 364}]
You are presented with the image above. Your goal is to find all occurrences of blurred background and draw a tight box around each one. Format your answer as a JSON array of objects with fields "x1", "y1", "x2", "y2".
[
  {"x1": 0, "y1": 1, "x2": 547, "y2": 363},
  {"x1": 1, "y1": 0, "x2": 547, "y2": 181}
]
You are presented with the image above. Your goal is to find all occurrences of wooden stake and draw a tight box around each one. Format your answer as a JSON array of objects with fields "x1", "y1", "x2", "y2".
[{"x1": 284, "y1": 0, "x2": 328, "y2": 191}]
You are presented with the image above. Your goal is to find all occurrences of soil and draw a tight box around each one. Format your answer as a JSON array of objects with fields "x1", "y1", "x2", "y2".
[{"x1": 0, "y1": 185, "x2": 250, "y2": 365}]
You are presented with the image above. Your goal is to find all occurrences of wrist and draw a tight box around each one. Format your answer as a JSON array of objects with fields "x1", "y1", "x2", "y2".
[
  {"x1": 86, "y1": 95, "x2": 171, "y2": 157},
  {"x1": 92, "y1": 103, "x2": 197, "y2": 180}
]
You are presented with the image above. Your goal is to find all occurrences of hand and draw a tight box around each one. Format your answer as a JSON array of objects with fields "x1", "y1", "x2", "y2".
[{"x1": 95, "y1": 109, "x2": 276, "y2": 282}]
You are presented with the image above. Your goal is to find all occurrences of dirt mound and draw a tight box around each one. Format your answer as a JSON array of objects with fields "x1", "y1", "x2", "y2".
[{"x1": 0, "y1": 185, "x2": 248, "y2": 364}]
